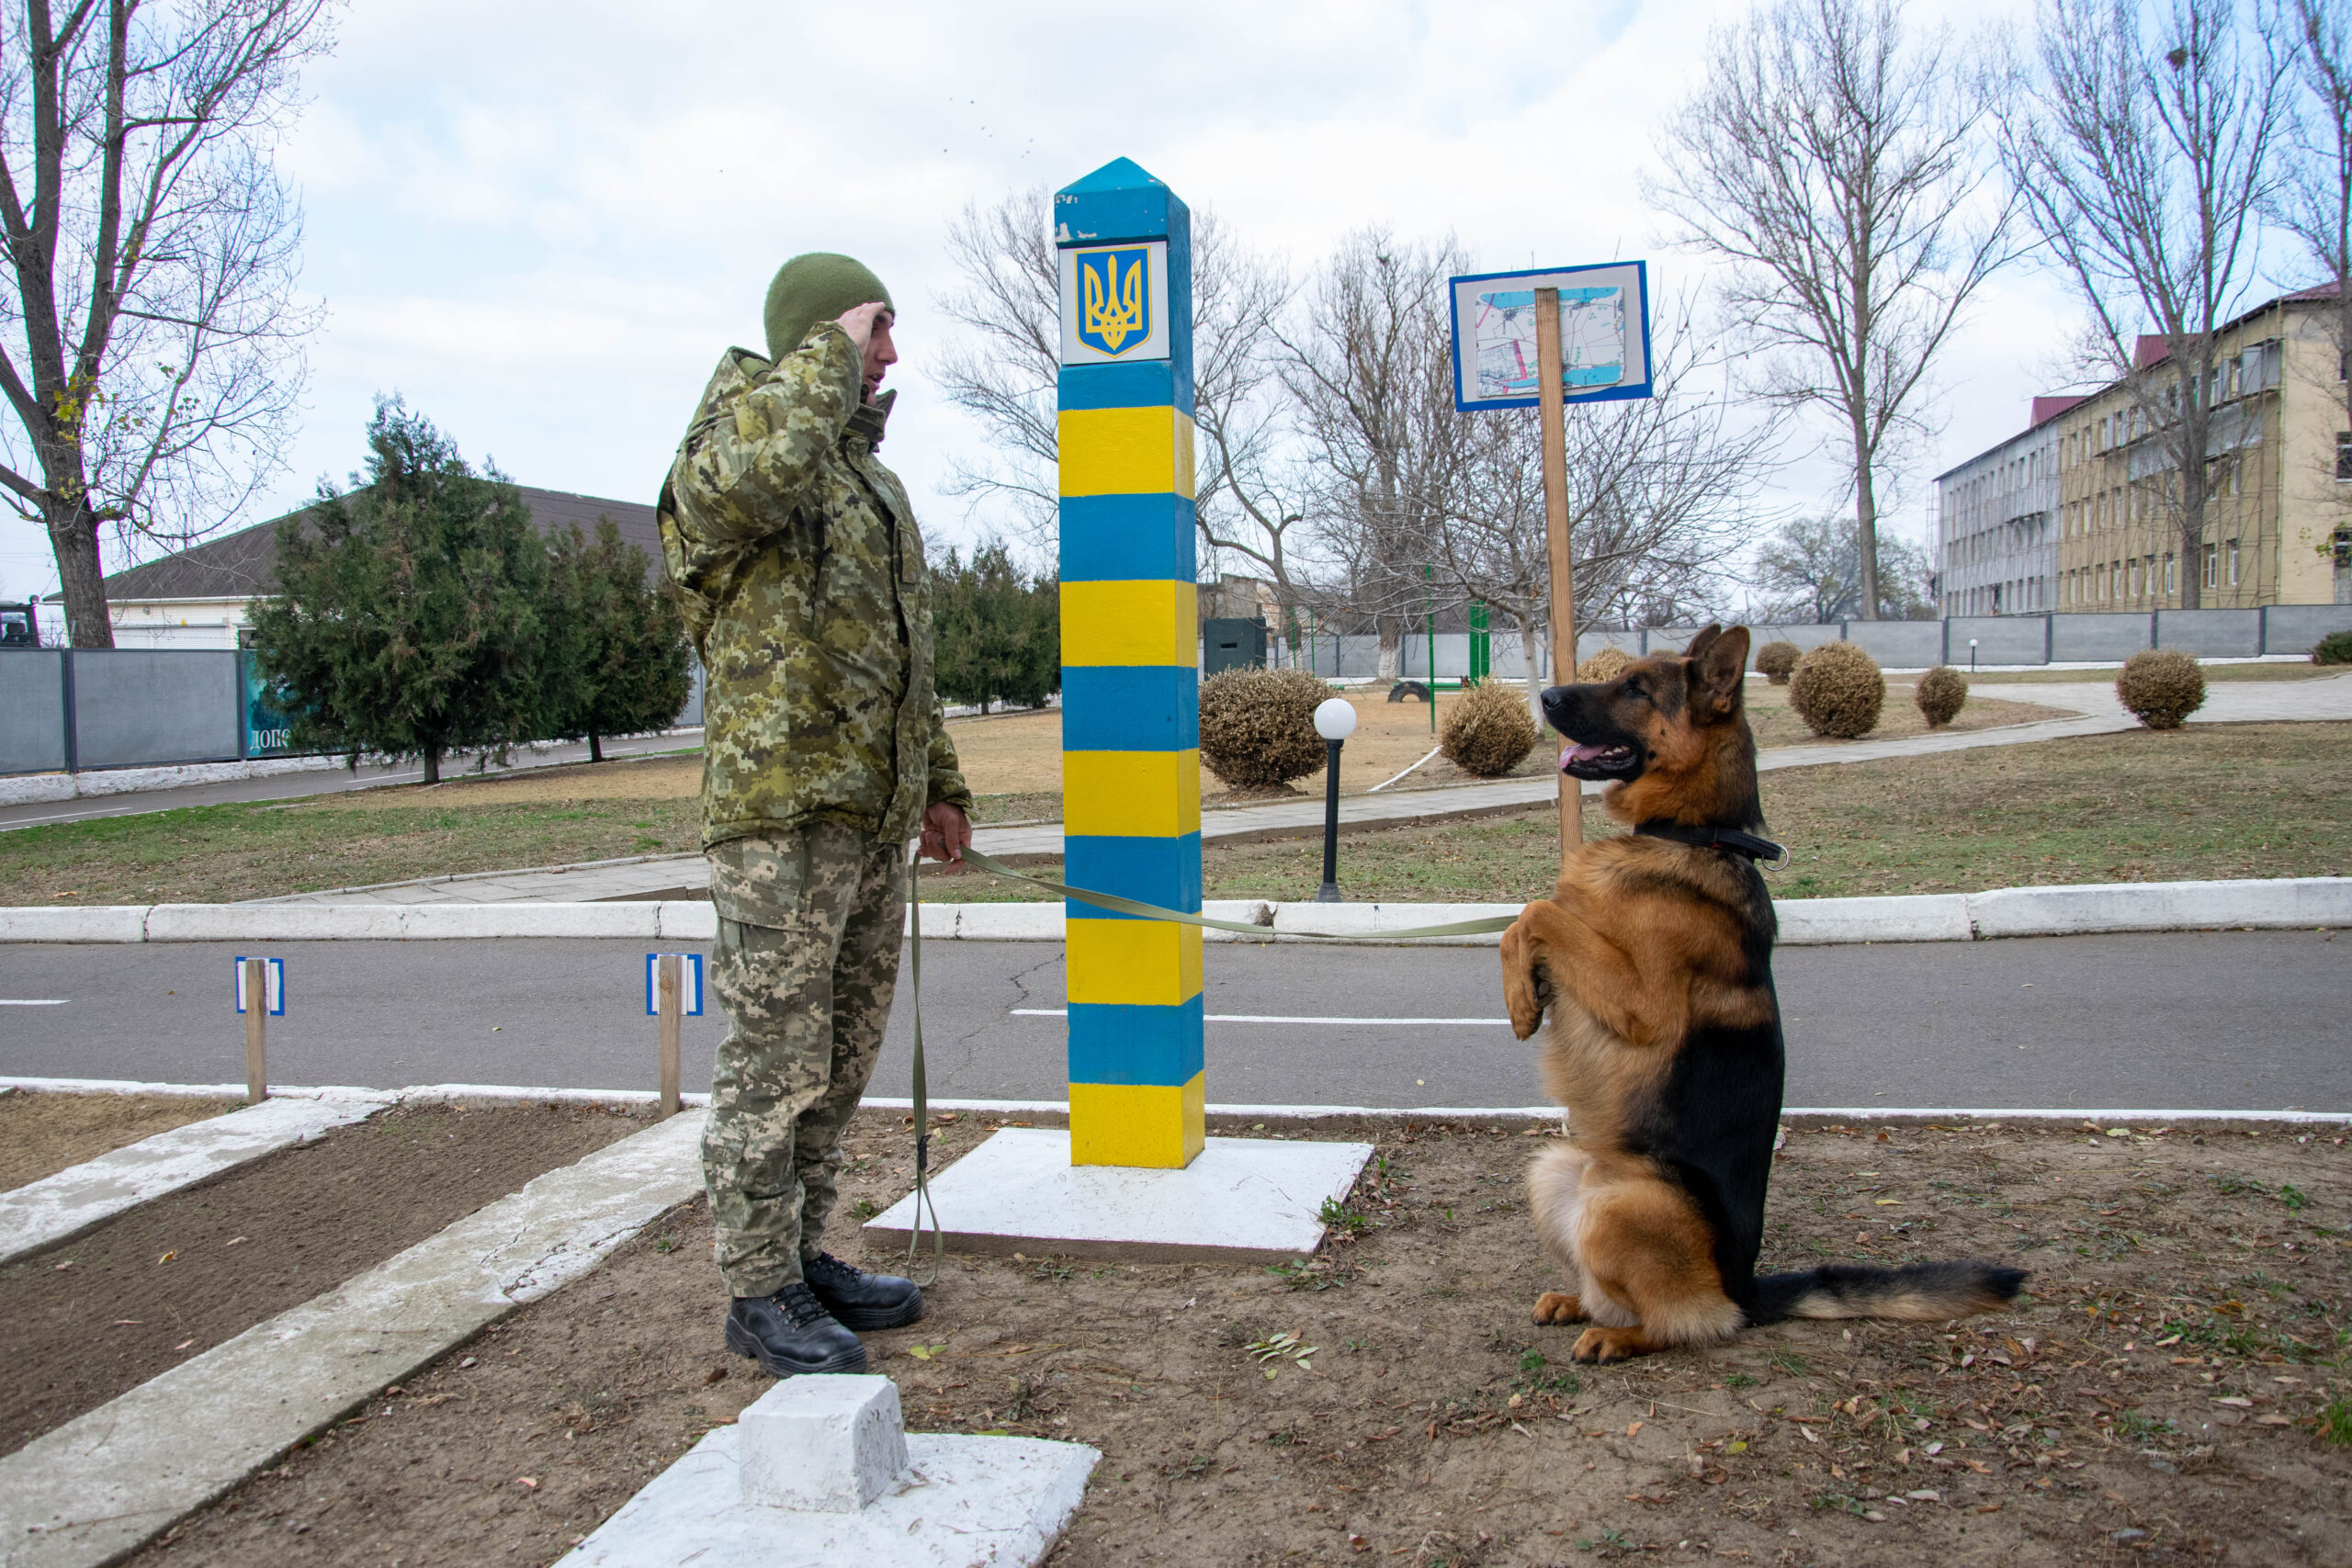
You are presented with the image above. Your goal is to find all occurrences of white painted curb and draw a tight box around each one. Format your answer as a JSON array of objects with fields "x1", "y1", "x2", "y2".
[
  {"x1": 0, "y1": 877, "x2": 2343, "y2": 945},
  {"x1": 0, "y1": 1093, "x2": 392, "y2": 1265},
  {"x1": 0, "y1": 1111, "x2": 706, "y2": 1568}
]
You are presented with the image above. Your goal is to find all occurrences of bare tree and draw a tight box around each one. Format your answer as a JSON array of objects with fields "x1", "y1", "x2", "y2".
[
  {"x1": 2, "y1": 0, "x2": 335, "y2": 647},
  {"x1": 2005, "y1": 0, "x2": 2286, "y2": 609},
  {"x1": 932, "y1": 187, "x2": 1305, "y2": 615},
  {"x1": 1646, "y1": 0, "x2": 2013, "y2": 619},
  {"x1": 1749, "y1": 512, "x2": 1938, "y2": 621},
  {"x1": 1427, "y1": 296, "x2": 1776, "y2": 708},
  {"x1": 1276, "y1": 228, "x2": 1469, "y2": 679}
]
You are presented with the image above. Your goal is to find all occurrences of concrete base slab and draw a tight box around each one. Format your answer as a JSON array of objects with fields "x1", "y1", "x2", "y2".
[
  {"x1": 562, "y1": 1424, "x2": 1096, "y2": 1568},
  {"x1": 862, "y1": 1127, "x2": 1374, "y2": 1263},
  {"x1": 0, "y1": 1092, "x2": 391, "y2": 1265}
]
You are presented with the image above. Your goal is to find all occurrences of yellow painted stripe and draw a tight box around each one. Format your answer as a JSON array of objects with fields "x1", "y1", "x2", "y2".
[
  {"x1": 1066, "y1": 919, "x2": 1203, "y2": 1008},
  {"x1": 1057, "y1": 407, "x2": 1198, "y2": 500},
  {"x1": 1060, "y1": 580, "x2": 1195, "y2": 669},
  {"x1": 1069, "y1": 1074, "x2": 1206, "y2": 1168},
  {"x1": 1063, "y1": 750, "x2": 1200, "y2": 838}
]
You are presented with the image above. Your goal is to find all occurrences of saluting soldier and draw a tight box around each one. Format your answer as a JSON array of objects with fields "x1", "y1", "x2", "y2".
[{"x1": 658, "y1": 253, "x2": 975, "y2": 1377}]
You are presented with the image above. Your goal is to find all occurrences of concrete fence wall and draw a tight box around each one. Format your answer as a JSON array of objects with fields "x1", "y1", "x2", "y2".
[{"x1": 0, "y1": 649, "x2": 707, "y2": 779}]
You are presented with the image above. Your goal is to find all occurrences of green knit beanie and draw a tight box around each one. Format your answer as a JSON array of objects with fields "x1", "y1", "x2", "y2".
[{"x1": 763, "y1": 253, "x2": 894, "y2": 362}]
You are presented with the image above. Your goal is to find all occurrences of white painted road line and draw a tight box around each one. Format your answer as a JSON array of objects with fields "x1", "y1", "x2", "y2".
[
  {"x1": 1008, "y1": 1009, "x2": 1512, "y2": 1026},
  {"x1": 0, "y1": 998, "x2": 66, "y2": 1005},
  {"x1": 0, "y1": 1108, "x2": 707, "y2": 1568}
]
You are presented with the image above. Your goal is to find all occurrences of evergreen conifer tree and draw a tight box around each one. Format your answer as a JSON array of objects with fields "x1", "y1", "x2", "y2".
[
  {"x1": 932, "y1": 542, "x2": 1058, "y2": 713},
  {"x1": 249, "y1": 400, "x2": 548, "y2": 784},
  {"x1": 542, "y1": 518, "x2": 693, "y2": 761}
]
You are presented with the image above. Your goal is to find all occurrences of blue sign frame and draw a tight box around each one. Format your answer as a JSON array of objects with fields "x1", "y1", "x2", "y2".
[
  {"x1": 232, "y1": 955, "x2": 285, "y2": 1017},
  {"x1": 644, "y1": 953, "x2": 704, "y2": 1018},
  {"x1": 1447, "y1": 260, "x2": 1654, "y2": 413}
]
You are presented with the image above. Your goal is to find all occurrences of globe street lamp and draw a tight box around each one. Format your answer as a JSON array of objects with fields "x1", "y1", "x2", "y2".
[{"x1": 1312, "y1": 696, "x2": 1358, "y2": 903}]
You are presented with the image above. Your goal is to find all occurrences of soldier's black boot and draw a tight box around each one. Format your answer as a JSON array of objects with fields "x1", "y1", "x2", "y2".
[
  {"x1": 804, "y1": 1250, "x2": 925, "y2": 1330},
  {"x1": 725, "y1": 1282, "x2": 867, "y2": 1377}
]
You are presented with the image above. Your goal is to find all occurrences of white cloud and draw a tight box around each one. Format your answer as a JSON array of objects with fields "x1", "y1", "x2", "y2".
[{"x1": 3, "y1": 0, "x2": 2073, "y2": 604}]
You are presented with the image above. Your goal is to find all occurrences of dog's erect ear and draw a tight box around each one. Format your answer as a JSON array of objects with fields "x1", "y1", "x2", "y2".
[
  {"x1": 1683, "y1": 624, "x2": 1724, "y2": 662},
  {"x1": 1691, "y1": 626, "x2": 1749, "y2": 718}
]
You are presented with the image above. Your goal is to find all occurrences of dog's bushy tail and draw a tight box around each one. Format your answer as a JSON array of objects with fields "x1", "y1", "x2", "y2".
[{"x1": 1749, "y1": 1260, "x2": 2027, "y2": 1325}]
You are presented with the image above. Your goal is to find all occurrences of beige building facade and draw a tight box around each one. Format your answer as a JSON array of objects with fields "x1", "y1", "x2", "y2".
[{"x1": 2050, "y1": 288, "x2": 2352, "y2": 613}]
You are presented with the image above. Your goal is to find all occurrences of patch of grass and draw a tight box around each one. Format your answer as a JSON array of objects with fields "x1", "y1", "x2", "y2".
[
  {"x1": 1317, "y1": 1198, "x2": 1372, "y2": 1236},
  {"x1": 2322, "y1": 1397, "x2": 2352, "y2": 1447},
  {"x1": 1768, "y1": 1350, "x2": 1811, "y2": 1377},
  {"x1": 1723, "y1": 1371, "x2": 1758, "y2": 1389}
]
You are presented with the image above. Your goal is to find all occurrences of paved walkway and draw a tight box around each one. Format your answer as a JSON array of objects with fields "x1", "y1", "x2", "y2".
[{"x1": 257, "y1": 672, "x2": 2352, "y2": 907}]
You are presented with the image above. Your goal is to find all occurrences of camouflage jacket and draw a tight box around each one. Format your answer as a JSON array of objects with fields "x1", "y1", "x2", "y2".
[{"x1": 658, "y1": 323, "x2": 971, "y2": 850}]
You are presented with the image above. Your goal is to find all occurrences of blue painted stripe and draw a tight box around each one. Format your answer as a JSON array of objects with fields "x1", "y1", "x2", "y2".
[
  {"x1": 1059, "y1": 494, "x2": 1196, "y2": 582},
  {"x1": 1064, "y1": 832, "x2": 1202, "y2": 921},
  {"x1": 1057, "y1": 361, "x2": 1195, "y2": 418},
  {"x1": 1060, "y1": 667, "x2": 1197, "y2": 752},
  {"x1": 1069, "y1": 997, "x2": 1205, "y2": 1086}
]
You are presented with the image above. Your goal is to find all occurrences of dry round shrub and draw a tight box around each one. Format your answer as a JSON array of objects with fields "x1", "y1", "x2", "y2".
[
  {"x1": 2314, "y1": 629, "x2": 2352, "y2": 665},
  {"x1": 1788, "y1": 641, "x2": 1885, "y2": 739},
  {"x1": 1754, "y1": 639, "x2": 1803, "y2": 685},
  {"x1": 2116, "y1": 649, "x2": 2207, "y2": 730},
  {"x1": 1197, "y1": 667, "x2": 1333, "y2": 788},
  {"x1": 1914, "y1": 665, "x2": 1968, "y2": 728},
  {"x1": 1575, "y1": 647, "x2": 1634, "y2": 682},
  {"x1": 1441, "y1": 681, "x2": 1541, "y2": 778}
]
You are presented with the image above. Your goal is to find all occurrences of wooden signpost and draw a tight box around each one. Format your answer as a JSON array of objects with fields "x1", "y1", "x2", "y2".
[
  {"x1": 1445, "y1": 261, "x2": 1655, "y2": 874},
  {"x1": 232, "y1": 955, "x2": 284, "y2": 1104},
  {"x1": 644, "y1": 952, "x2": 703, "y2": 1117}
]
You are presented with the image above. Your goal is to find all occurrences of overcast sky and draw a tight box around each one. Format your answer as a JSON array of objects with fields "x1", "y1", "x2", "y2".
[{"x1": 5, "y1": 0, "x2": 2112, "y2": 605}]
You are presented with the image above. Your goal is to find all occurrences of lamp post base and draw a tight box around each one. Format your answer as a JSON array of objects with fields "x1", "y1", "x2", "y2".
[{"x1": 1311, "y1": 882, "x2": 1341, "y2": 903}]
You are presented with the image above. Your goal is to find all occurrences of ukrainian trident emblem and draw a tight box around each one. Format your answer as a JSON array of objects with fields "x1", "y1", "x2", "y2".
[{"x1": 1075, "y1": 246, "x2": 1151, "y2": 355}]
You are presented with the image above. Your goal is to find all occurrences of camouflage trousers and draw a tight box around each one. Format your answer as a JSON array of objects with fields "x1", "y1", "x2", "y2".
[{"x1": 703, "y1": 822, "x2": 905, "y2": 1299}]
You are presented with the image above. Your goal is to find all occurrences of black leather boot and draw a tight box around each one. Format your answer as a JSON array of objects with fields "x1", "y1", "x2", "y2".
[
  {"x1": 724, "y1": 1282, "x2": 866, "y2": 1377},
  {"x1": 804, "y1": 1250, "x2": 925, "y2": 1330}
]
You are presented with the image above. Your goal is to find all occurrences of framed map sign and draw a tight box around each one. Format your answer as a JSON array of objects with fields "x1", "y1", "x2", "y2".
[{"x1": 1446, "y1": 260, "x2": 1652, "y2": 412}]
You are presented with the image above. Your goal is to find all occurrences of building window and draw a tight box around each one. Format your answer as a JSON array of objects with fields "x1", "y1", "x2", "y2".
[
  {"x1": 2165, "y1": 554, "x2": 2177, "y2": 595},
  {"x1": 2338, "y1": 433, "x2": 2352, "y2": 481},
  {"x1": 2228, "y1": 540, "x2": 2241, "y2": 586},
  {"x1": 2203, "y1": 544, "x2": 2218, "y2": 589}
]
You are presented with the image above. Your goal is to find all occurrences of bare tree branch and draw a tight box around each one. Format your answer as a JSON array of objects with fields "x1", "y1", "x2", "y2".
[
  {"x1": 1645, "y1": 0, "x2": 2015, "y2": 619},
  {"x1": 0, "y1": 0, "x2": 335, "y2": 646}
]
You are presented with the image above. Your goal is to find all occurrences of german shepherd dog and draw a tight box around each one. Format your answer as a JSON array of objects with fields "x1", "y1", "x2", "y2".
[{"x1": 1500, "y1": 625, "x2": 2024, "y2": 1363}]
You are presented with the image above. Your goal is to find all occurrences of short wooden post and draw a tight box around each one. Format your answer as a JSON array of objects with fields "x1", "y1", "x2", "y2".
[
  {"x1": 657, "y1": 953, "x2": 682, "y2": 1117},
  {"x1": 243, "y1": 956, "x2": 267, "y2": 1105}
]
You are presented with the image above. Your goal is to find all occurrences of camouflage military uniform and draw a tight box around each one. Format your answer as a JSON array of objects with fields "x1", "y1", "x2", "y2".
[{"x1": 659, "y1": 321, "x2": 971, "y2": 1299}]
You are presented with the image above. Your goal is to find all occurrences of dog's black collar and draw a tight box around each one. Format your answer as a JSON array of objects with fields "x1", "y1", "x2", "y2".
[{"x1": 1634, "y1": 821, "x2": 1790, "y2": 867}]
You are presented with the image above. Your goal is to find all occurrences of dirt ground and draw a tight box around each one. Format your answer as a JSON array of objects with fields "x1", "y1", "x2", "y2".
[
  {"x1": 0, "y1": 1089, "x2": 237, "y2": 1190},
  {"x1": 129, "y1": 1111, "x2": 2351, "y2": 1567},
  {"x1": 0, "y1": 1099, "x2": 648, "y2": 1455}
]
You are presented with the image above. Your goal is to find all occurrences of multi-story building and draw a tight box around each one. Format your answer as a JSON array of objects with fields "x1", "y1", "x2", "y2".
[
  {"x1": 2054, "y1": 286, "x2": 2351, "y2": 610},
  {"x1": 1933, "y1": 401, "x2": 2066, "y2": 615},
  {"x1": 1940, "y1": 283, "x2": 2352, "y2": 615}
]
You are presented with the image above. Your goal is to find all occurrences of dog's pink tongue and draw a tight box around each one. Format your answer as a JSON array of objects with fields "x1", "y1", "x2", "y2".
[{"x1": 1561, "y1": 743, "x2": 1607, "y2": 770}]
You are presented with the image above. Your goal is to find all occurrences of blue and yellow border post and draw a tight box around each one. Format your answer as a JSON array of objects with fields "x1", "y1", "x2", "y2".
[{"x1": 1055, "y1": 158, "x2": 1203, "y2": 1168}]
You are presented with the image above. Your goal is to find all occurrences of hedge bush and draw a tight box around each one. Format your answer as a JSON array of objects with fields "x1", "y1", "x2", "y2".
[
  {"x1": 1788, "y1": 641, "x2": 1885, "y2": 739},
  {"x1": 1575, "y1": 647, "x2": 1634, "y2": 682},
  {"x1": 1914, "y1": 665, "x2": 1968, "y2": 728},
  {"x1": 2117, "y1": 649, "x2": 2207, "y2": 730},
  {"x1": 1197, "y1": 667, "x2": 1332, "y2": 788},
  {"x1": 1754, "y1": 639, "x2": 1803, "y2": 685},
  {"x1": 2315, "y1": 630, "x2": 2352, "y2": 665},
  {"x1": 1441, "y1": 681, "x2": 1541, "y2": 778}
]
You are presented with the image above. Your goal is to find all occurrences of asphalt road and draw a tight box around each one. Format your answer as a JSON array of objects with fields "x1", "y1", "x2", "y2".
[
  {"x1": 0, "y1": 929, "x2": 2341, "y2": 1111},
  {"x1": 0, "y1": 732, "x2": 700, "y2": 832}
]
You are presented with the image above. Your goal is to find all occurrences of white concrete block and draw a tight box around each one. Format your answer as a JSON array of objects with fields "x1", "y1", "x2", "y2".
[
  {"x1": 1773, "y1": 894, "x2": 1973, "y2": 945},
  {"x1": 862, "y1": 1127, "x2": 1374, "y2": 1263},
  {"x1": 937, "y1": 902, "x2": 1064, "y2": 942},
  {"x1": 1199, "y1": 899, "x2": 1274, "y2": 942},
  {"x1": 738, "y1": 1375, "x2": 909, "y2": 1513},
  {"x1": 0, "y1": 905, "x2": 149, "y2": 943},
  {"x1": 0, "y1": 773, "x2": 75, "y2": 807},
  {"x1": 565, "y1": 1427, "x2": 1097, "y2": 1568},
  {"x1": 1271, "y1": 901, "x2": 1521, "y2": 945}
]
